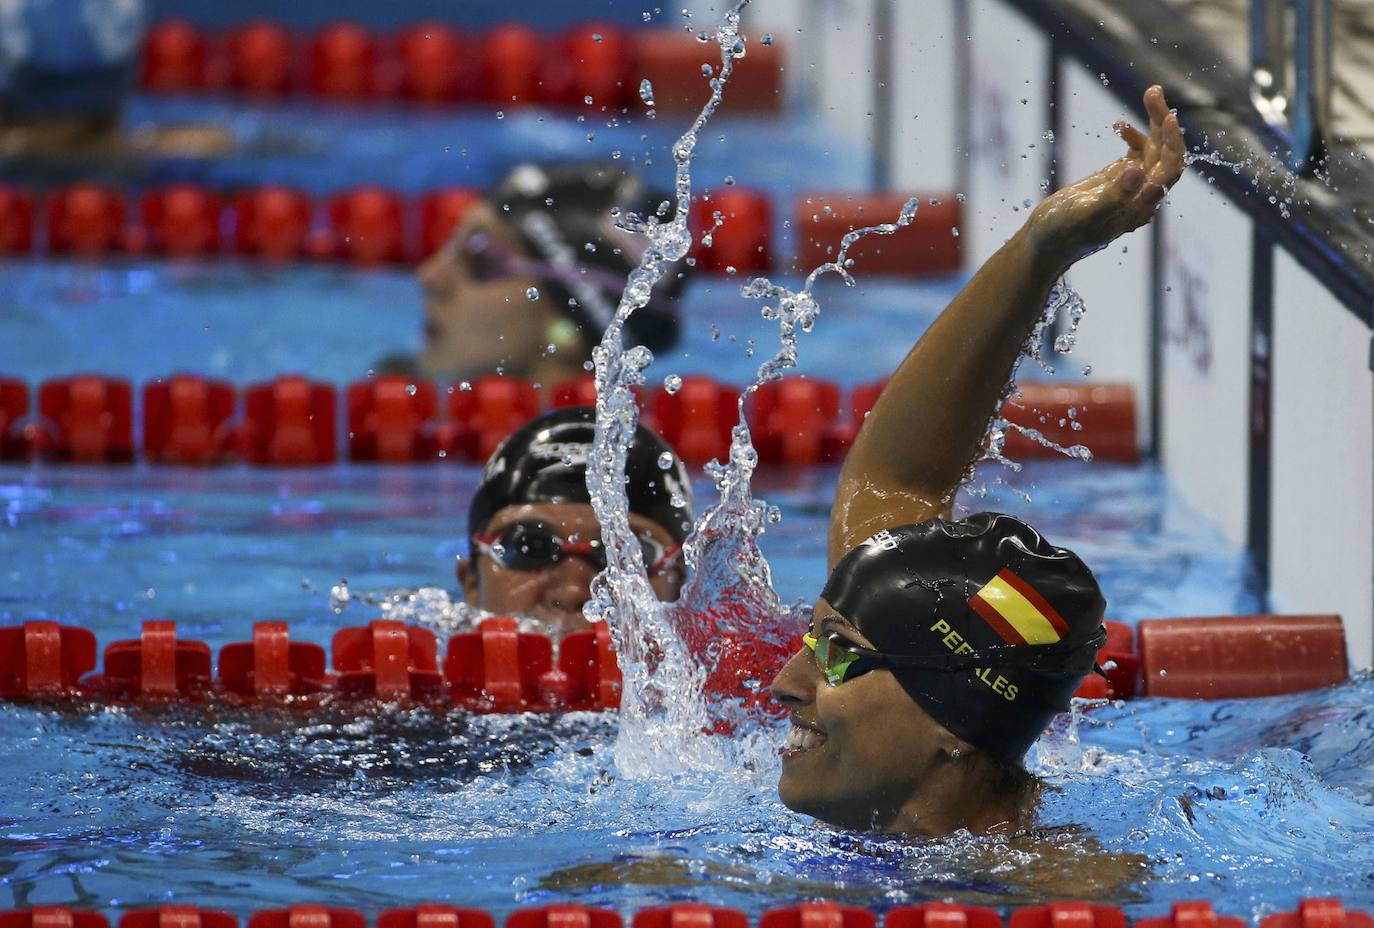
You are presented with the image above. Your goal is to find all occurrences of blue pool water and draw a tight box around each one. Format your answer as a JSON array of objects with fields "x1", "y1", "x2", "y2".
[
  {"x1": 4, "y1": 458, "x2": 1372, "y2": 921},
  {"x1": 3, "y1": 86, "x2": 1374, "y2": 923}
]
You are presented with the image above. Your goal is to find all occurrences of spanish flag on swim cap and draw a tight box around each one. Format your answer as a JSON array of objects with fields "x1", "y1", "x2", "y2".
[{"x1": 819, "y1": 513, "x2": 1106, "y2": 762}]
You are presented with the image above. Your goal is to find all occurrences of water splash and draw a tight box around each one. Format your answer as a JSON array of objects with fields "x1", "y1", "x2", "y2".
[
  {"x1": 581, "y1": 0, "x2": 925, "y2": 778},
  {"x1": 583, "y1": 1, "x2": 754, "y2": 776}
]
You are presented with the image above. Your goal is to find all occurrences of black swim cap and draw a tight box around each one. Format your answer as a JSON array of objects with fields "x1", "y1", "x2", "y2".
[
  {"x1": 820, "y1": 513, "x2": 1106, "y2": 762},
  {"x1": 468, "y1": 406, "x2": 693, "y2": 543},
  {"x1": 491, "y1": 162, "x2": 685, "y2": 355}
]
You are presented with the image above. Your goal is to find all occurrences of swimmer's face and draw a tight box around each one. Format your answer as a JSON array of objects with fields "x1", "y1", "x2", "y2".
[
  {"x1": 458, "y1": 501, "x2": 684, "y2": 637},
  {"x1": 769, "y1": 599, "x2": 960, "y2": 832},
  {"x1": 416, "y1": 202, "x2": 572, "y2": 380}
]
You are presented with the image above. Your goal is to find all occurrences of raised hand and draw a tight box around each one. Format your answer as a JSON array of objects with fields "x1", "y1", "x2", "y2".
[{"x1": 1028, "y1": 84, "x2": 1186, "y2": 268}]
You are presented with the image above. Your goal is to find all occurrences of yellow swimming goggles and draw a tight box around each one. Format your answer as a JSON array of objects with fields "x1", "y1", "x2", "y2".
[{"x1": 802, "y1": 629, "x2": 1095, "y2": 687}]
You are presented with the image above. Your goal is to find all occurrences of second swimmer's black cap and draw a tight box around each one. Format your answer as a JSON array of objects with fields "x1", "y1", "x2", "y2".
[
  {"x1": 821, "y1": 513, "x2": 1106, "y2": 762},
  {"x1": 468, "y1": 406, "x2": 693, "y2": 543},
  {"x1": 491, "y1": 162, "x2": 685, "y2": 356}
]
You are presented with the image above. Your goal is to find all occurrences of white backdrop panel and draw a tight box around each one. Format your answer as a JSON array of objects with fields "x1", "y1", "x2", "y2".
[
  {"x1": 966, "y1": 0, "x2": 1053, "y2": 269},
  {"x1": 1158, "y1": 174, "x2": 1253, "y2": 547},
  {"x1": 1270, "y1": 250, "x2": 1374, "y2": 668}
]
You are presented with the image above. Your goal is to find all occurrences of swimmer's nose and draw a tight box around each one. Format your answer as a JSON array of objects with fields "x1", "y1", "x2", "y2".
[
  {"x1": 770, "y1": 648, "x2": 818, "y2": 709},
  {"x1": 541, "y1": 555, "x2": 599, "y2": 619},
  {"x1": 417, "y1": 250, "x2": 456, "y2": 296}
]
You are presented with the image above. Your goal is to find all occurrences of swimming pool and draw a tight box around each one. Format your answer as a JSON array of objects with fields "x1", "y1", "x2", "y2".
[
  {"x1": 6, "y1": 455, "x2": 1372, "y2": 920},
  {"x1": 4, "y1": 58, "x2": 1374, "y2": 926}
]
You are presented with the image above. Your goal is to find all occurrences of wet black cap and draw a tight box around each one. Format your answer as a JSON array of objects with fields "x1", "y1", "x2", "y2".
[
  {"x1": 820, "y1": 513, "x2": 1106, "y2": 762},
  {"x1": 468, "y1": 406, "x2": 693, "y2": 543},
  {"x1": 491, "y1": 162, "x2": 685, "y2": 356}
]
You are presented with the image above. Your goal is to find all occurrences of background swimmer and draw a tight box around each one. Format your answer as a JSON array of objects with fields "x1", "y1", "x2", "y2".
[
  {"x1": 459, "y1": 406, "x2": 692, "y2": 635},
  {"x1": 0, "y1": 0, "x2": 230, "y2": 162},
  {"x1": 771, "y1": 84, "x2": 1186, "y2": 836},
  {"x1": 408, "y1": 162, "x2": 685, "y2": 383}
]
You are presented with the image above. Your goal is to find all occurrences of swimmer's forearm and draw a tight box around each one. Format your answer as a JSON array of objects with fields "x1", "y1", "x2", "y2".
[
  {"x1": 828, "y1": 86, "x2": 1184, "y2": 567},
  {"x1": 828, "y1": 227, "x2": 1067, "y2": 564}
]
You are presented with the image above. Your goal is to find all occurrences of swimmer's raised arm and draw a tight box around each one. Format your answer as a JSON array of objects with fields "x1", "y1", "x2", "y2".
[{"x1": 828, "y1": 85, "x2": 1185, "y2": 567}]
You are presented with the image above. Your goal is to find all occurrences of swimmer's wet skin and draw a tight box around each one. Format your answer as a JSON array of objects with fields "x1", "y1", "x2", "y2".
[
  {"x1": 771, "y1": 85, "x2": 1185, "y2": 836},
  {"x1": 459, "y1": 406, "x2": 692, "y2": 636}
]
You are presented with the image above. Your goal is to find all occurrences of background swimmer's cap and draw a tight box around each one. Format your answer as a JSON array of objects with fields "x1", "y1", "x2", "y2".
[
  {"x1": 468, "y1": 406, "x2": 693, "y2": 543},
  {"x1": 821, "y1": 513, "x2": 1106, "y2": 762},
  {"x1": 491, "y1": 162, "x2": 685, "y2": 355}
]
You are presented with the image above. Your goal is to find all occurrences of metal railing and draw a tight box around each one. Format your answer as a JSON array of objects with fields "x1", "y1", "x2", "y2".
[{"x1": 1250, "y1": 0, "x2": 1332, "y2": 171}]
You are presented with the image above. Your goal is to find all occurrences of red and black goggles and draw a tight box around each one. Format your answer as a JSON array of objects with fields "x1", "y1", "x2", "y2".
[{"x1": 472, "y1": 522, "x2": 682, "y2": 576}]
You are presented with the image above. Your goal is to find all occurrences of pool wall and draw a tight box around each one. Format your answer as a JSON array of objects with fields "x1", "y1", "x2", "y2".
[{"x1": 745, "y1": 0, "x2": 1374, "y2": 668}]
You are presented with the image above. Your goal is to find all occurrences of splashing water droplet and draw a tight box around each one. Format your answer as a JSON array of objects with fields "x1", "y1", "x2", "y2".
[
  {"x1": 761, "y1": 32, "x2": 774, "y2": 45},
  {"x1": 526, "y1": 287, "x2": 540, "y2": 300},
  {"x1": 639, "y1": 79, "x2": 656, "y2": 106},
  {"x1": 329, "y1": 578, "x2": 351, "y2": 614},
  {"x1": 657, "y1": 452, "x2": 675, "y2": 470},
  {"x1": 663, "y1": 374, "x2": 683, "y2": 394}
]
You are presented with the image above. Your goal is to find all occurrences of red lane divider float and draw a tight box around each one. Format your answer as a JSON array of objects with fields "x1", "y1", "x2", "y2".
[
  {"x1": 138, "y1": 21, "x2": 782, "y2": 113},
  {"x1": 0, "y1": 374, "x2": 1141, "y2": 467},
  {"x1": 137, "y1": 185, "x2": 222, "y2": 257},
  {"x1": 226, "y1": 22, "x2": 294, "y2": 97},
  {"x1": 795, "y1": 192, "x2": 961, "y2": 277},
  {"x1": 120, "y1": 908, "x2": 237, "y2": 928},
  {"x1": 0, "y1": 612, "x2": 1351, "y2": 711},
  {"x1": 1261, "y1": 900, "x2": 1374, "y2": 928},
  {"x1": 442, "y1": 376, "x2": 542, "y2": 462},
  {"x1": 0, "y1": 186, "x2": 35, "y2": 254},
  {"x1": 333, "y1": 620, "x2": 445, "y2": 702},
  {"x1": 0, "y1": 377, "x2": 30, "y2": 461},
  {"x1": 250, "y1": 907, "x2": 366, "y2": 928},
  {"x1": 218, "y1": 622, "x2": 329, "y2": 701},
  {"x1": 1, "y1": 179, "x2": 972, "y2": 274},
  {"x1": 1004, "y1": 383, "x2": 1139, "y2": 464},
  {"x1": 1009, "y1": 904, "x2": 1124, "y2": 928},
  {"x1": 241, "y1": 376, "x2": 338, "y2": 466},
  {"x1": 34, "y1": 376, "x2": 135, "y2": 464},
  {"x1": 760, "y1": 904, "x2": 873, "y2": 928},
  {"x1": 347, "y1": 375, "x2": 440, "y2": 463},
  {"x1": 885, "y1": 905, "x2": 1000, "y2": 928},
  {"x1": 234, "y1": 186, "x2": 315, "y2": 261},
  {"x1": 509, "y1": 909, "x2": 621, "y2": 928},
  {"x1": 1138, "y1": 614, "x2": 1349, "y2": 699},
  {"x1": 0, "y1": 622, "x2": 96, "y2": 700},
  {"x1": 690, "y1": 188, "x2": 773, "y2": 275},
  {"x1": 143, "y1": 374, "x2": 237, "y2": 465},
  {"x1": 0, "y1": 617, "x2": 613, "y2": 708},
  {"x1": 635, "y1": 905, "x2": 748, "y2": 928},
  {"x1": 1137, "y1": 902, "x2": 1248, "y2": 928},
  {"x1": 2, "y1": 898, "x2": 1372, "y2": 927},
  {"x1": 378, "y1": 907, "x2": 494, "y2": 928},
  {"x1": 47, "y1": 184, "x2": 127, "y2": 257}
]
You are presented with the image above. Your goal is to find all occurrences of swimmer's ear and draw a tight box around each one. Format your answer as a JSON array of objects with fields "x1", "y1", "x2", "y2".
[{"x1": 457, "y1": 554, "x2": 480, "y2": 603}]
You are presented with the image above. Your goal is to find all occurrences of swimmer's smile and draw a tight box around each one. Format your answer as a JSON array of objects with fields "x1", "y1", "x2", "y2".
[{"x1": 782, "y1": 718, "x2": 827, "y2": 758}]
